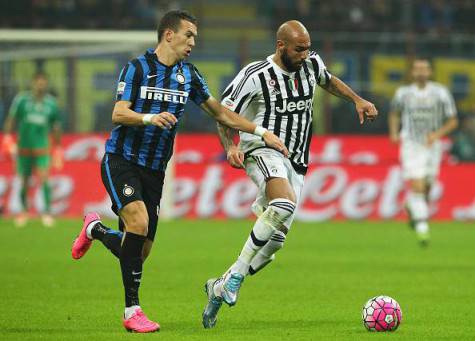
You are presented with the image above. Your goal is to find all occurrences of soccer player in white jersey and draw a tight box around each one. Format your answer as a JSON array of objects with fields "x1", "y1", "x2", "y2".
[
  {"x1": 389, "y1": 59, "x2": 458, "y2": 246},
  {"x1": 201, "y1": 20, "x2": 378, "y2": 328}
]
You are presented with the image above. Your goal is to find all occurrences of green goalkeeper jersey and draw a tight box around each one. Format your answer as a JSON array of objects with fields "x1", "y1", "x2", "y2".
[{"x1": 8, "y1": 91, "x2": 60, "y2": 149}]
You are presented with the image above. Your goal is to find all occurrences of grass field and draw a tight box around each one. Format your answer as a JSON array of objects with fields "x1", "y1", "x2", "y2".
[{"x1": 1, "y1": 218, "x2": 474, "y2": 340}]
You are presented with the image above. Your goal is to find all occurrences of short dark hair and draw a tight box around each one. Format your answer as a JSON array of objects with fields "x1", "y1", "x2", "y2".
[
  {"x1": 157, "y1": 10, "x2": 197, "y2": 42},
  {"x1": 412, "y1": 57, "x2": 432, "y2": 66},
  {"x1": 33, "y1": 71, "x2": 48, "y2": 80}
]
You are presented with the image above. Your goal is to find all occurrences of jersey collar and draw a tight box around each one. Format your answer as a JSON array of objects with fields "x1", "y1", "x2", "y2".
[
  {"x1": 145, "y1": 48, "x2": 184, "y2": 69},
  {"x1": 267, "y1": 54, "x2": 295, "y2": 77}
]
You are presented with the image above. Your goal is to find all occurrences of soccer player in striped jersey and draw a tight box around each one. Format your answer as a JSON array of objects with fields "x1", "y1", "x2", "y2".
[
  {"x1": 202, "y1": 20, "x2": 378, "y2": 328},
  {"x1": 389, "y1": 59, "x2": 458, "y2": 246},
  {"x1": 71, "y1": 10, "x2": 286, "y2": 333}
]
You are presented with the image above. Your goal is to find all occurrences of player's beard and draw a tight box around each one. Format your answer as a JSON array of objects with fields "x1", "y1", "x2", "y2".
[{"x1": 280, "y1": 49, "x2": 302, "y2": 72}]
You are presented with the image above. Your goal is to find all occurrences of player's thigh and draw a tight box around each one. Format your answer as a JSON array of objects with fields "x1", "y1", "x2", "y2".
[
  {"x1": 17, "y1": 155, "x2": 33, "y2": 177},
  {"x1": 35, "y1": 155, "x2": 51, "y2": 181},
  {"x1": 245, "y1": 148, "x2": 296, "y2": 214},
  {"x1": 120, "y1": 200, "x2": 149, "y2": 236},
  {"x1": 409, "y1": 178, "x2": 426, "y2": 193},
  {"x1": 426, "y1": 142, "x2": 442, "y2": 183},
  {"x1": 266, "y1": 177, "x2": 296, "y2": 202},
  {"x1": 101, "y1": 153, "x2": 147, "y2": 233},
  {"x1": 140, "y1": 168, "x2": 165, "y2": 242},
  {"x1": 400, "y1": 141, "x2": 429, "y2": 180},
  {"x1": 282, "y1": 166, "x2": 304, "y2": 231}
]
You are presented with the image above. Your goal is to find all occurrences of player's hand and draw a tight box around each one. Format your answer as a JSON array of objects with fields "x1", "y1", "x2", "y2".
[
  {"x1": 52, "y1": 146, "x2": 64, "y2": 170},
  {"x1": 1, "y1": 134, "x2": 17, "y2": 158},
  {"x1": 355, "y1": 99, "x2": 378, "y2": 124},
  {"x1": 389, "y1": 134, "x2": 400, "y2": 144},
  {"x1": 226, "y1": 145, "x2": 245, "y2": 169},
  {"x1": 151, "y1": 112, "x2": 177, "y2": 129},
  {"x1": 426, "y1": 132, "x2": 439, "y2": 146},
  {"x1": 263, "y1": 131, "x2": 289, "y2": 157}
]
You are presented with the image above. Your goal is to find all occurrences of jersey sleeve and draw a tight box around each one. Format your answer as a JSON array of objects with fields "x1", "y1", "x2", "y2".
[
  {"x1": 440, "y1": 87, "x2": 457, "y2": 118},
  {"x1": 220, "y1": 65, "x2": 259, "y2": 114},
  {"x1": 49, "y1": 98, "x2": 61, "y2": 126},
  {"x1": 8, "y1": 93, "x2": 24, "y2": 119},
  {"x1": 308, "y1": 52, "x2": 332, "y2": 86},
  {"x1": 189, "y1": 65, "x2": 211, "y2": 106},
  {"x1": 390, "y1": 87, "x2": 405, "y2": 113},
  {"x1": 116, "y1": 60, "x2": 143, "y2": 102}
]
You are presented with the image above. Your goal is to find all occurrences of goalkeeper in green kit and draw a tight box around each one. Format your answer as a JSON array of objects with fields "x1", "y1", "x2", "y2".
[{"x1": 2, "y1": 72, "x2": 62, "y2": 227}]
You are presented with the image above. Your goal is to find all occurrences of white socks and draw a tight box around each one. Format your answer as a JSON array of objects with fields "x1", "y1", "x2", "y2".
[
  {"x1": 407, "y1": 191, "x2": 430, "y2": 234},
  {"x1": 85, "y1": 221, "x2": 99, "y2": 240},
  {"x1": 249, "y1": 231, "x2": 286, "y2": 275},
  {"x1": 124, "y1": 305, "x2": 141, "y2": 320},
  {"x1": 231, "y1": 199, "x2": 295, "y2": 276}
]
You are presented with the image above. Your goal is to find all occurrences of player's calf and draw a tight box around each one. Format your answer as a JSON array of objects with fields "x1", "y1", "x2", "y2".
[{"x1": 248, "y1": 230, "x2": 286, "y2": 275}]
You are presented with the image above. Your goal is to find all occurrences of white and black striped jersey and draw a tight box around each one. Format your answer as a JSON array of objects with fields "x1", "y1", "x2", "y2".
[
  {"x1": 221, "y1": 52, "x2": 331, "y2": 174},
  {"x1": 391, "y1": 81, "x2": 457, "y2": 144}
]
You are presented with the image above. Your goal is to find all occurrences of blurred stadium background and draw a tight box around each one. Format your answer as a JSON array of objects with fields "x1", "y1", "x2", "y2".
[
  {"x1": 1, "y1": 0, "x2": 475, "y2": 220},
  {"x1": 1, "y1": 1, "x2": 475, "y2": 339}
]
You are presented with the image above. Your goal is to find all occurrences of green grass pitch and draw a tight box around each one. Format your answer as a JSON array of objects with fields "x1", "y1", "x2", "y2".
[{"x1": 1, "y1": 218, "x2": 474, "y2": 340}]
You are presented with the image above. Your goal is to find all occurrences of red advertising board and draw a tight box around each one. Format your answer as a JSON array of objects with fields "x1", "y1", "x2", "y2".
[{"x1": 1, "y1": 134, "x2": 474, "y2": 221}]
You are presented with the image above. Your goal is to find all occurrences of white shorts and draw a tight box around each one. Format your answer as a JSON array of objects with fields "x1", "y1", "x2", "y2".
[
  {"x1": 400, "y1": 140, "x2": 442, "y2": 181},
  {"x1": 244, "y1": 148, "x2": 304, "y2": 229}
]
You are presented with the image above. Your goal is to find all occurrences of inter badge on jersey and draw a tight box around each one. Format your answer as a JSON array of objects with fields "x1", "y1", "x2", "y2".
[{"x1": 176, "y1": 72, "x2": 186, "y2": 84}]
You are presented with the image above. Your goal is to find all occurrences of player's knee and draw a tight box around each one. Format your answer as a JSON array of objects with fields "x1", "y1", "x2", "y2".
[
  {"x1": 266, "y1": 198, "x2": 296, "y2": 226},
  {"x1": 121, "y1": 210, "x2": 149, "y2": 236},
  {"x1": 121, "y1": 201, "x2": 150, "y2": 234}
]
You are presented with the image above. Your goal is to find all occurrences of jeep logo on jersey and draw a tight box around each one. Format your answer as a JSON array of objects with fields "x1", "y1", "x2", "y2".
[
  {"x1": 275, "y1": 98, "x2": 313, "y2": 113},
  {"x1": 140, "y1": 86, "x2": 189, "y2": 104}
]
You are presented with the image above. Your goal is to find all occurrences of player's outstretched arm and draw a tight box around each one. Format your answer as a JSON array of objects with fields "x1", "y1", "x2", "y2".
[
  {"x1": 112, "y1": 101, "x2": 177, "y2": 129},
  {"x1": 320, "y1": 76, "x2": 378, "y2": 124},
  {"x1": 201, "y1": 96, "x2": 288, "y2": 157}
]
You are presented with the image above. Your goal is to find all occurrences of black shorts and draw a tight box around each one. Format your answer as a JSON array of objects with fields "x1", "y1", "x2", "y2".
[{"x1": 100, "y1": 153, "x2": 165, "y2": 241}]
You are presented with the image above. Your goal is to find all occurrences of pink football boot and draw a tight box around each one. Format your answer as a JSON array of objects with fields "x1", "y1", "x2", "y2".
[
  {"x1": 71, "y1": 212, "x2": 100, "y2": 259},
  {"x1": 123, "y1": 308, "x2": 160, "y2": 333}
]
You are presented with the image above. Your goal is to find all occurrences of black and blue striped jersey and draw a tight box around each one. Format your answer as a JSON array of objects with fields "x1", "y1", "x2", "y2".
[{"x1": 105, "y1": 48, "x2": 211, "y2": 171}]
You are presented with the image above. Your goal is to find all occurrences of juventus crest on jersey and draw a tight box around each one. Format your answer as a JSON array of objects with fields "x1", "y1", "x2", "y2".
[{"x1": 221, "y1": 51, "x2": 331, "y2": 174}]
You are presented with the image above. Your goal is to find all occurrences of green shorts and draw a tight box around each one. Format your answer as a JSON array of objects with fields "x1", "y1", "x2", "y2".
[{"x1": 17, "y1": 155, "x2": 50, "y2": 176}]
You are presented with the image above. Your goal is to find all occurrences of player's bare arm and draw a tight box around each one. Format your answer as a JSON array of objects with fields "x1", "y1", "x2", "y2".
[
  {"x1": 217, "y1": 122, "x2": 244, "y2": 169},
  {"x1": 388, "y1": 110, "x2": 401, "y2": 143},
  {"x1": 112, "y1": 100, "x2": 177, "y2": 129},
  {"x1": 201, "y1": 96, "x2": 289, "y2": 157},
  {"x1": 1, "y1": 116, "x2": 17, "y2": 156},
  {"x1": 427, "y1": 117, "x2": 459, "y2": 146},
  {"x1": 320, "y1": 76, "x2": 378, "y2": 124},
  {"x1": 51, "y1": 121, "x2": 63, "y2": 169}
]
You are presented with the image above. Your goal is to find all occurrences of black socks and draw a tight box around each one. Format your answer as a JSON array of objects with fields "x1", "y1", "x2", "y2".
[
  {"x1": 91, "y1": 222, "x2": 123, "y2": 258},
  {"x1": 120, "y1": 232, "x2": 146, "y2": 307}
]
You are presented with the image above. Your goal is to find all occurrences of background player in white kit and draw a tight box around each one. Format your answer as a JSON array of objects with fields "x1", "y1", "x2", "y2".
[
  {"x1": 389, "y1": 59, "x2": 458, "y2": 246},
  {"x1": 202, "y1": 20, "x2": 378, "y2": 328}
]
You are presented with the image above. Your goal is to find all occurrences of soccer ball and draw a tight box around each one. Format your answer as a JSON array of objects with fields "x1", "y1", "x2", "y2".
[{"x1": 362, "y1": 295, "x2": 402, "y2": 332}]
